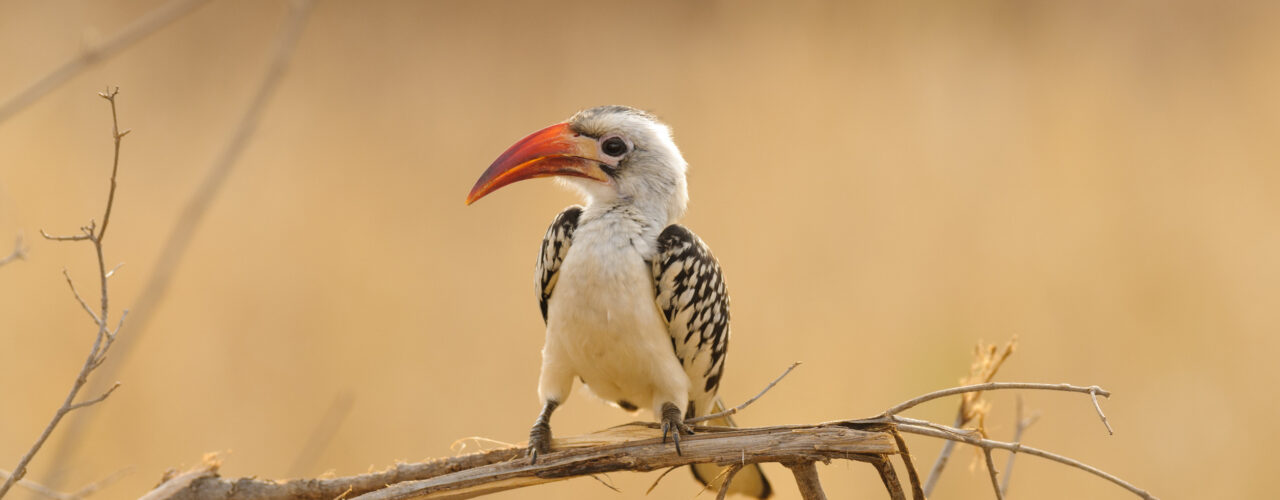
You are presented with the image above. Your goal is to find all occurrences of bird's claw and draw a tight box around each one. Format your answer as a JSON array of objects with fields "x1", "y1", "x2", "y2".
[
  {"x1": 529, "y1": 420, "x2": 552, "y2": 464},
  {"x1": 660, "y1": 402, "x2": 693, "y2": 456}
]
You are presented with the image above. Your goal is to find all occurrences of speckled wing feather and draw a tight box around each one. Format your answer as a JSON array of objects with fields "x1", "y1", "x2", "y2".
[
  {"x1": 653, "y1": 225, "x2": 772, "y2": 499},
  {"x1": 652, "y1": 224, "x2": 730, "y2": 408},
  {"x1": 535, "y1": 206, "x2": 582, "y2": 323}
]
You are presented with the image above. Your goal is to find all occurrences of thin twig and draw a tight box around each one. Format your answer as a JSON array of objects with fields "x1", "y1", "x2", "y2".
[
  {"x1": 923, "y1": 338, "x2": 1015, "y2": 495},
  {"x1": 0, "y1": 469, "x2": 69, "y2": 500},
  {"x1": 0, "y1": 90, "x2": 129, "y2": 500},
  {"x1": 65, "y1": 382, "x2": 120, "y2": 411},
  {"x1": 0, "y1": 466, "x2": 132, "y2": 500},
  {"x1": 587, "y1": 474, "x2": 620, "y2": 493},
  {"x1": 685, "y1": 362, "x2": 800, "y2": 424},
  {"x1": 921, "y1": 409, "x2": 963, "y2": 495},
  {"x1": 37, "y1": 2, "x2": 315, "y2": 487},
  {"x1": 1000, "y1": 396, "x2": 1040, "y2": 497},
  {"x1": 884, "y1": 382, "x2": 1109, "y2": 417},
  {"x1": 1090, "y1": 387, "x2": 1114, "y2": 435},
  {"x1": 714, "y1": 465, "x2": 742, "y2": 500},
  {"x1": 644, "y1": 466, "x2": 679, "y2": 495},
  {"x1": 888, "y1": 427, "x2": 925, "y2": 500},
  {"x1": 0, "y1": 235, "x2": 26, "y2": 268},
  {"x1": 95, "y1": 87, "x2": 128, "y2": 242},
  {"x1": 60, "y1": 269, "x2": 101, "y2": 325},
  {"x1": 888, "y1": 415, "x2": 976, "y2": 440},
  {"x1": 982, "y1": 448, "x2": 1005, "y2": 500},
  {"x1": 39, "y1": 229, "x2": 90, "y2": 242},
  {"x1": 897, "y1": 424, "x2": 1158, "y2": 500},
  {"x1": 0, "y1": 0, "x2": 212, "y2": 124}
]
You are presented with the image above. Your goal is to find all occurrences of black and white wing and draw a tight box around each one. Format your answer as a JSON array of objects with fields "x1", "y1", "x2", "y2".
[
  {"x1": 652, "y1": 224, "x2": 730, "y2": 411},
  {"x1": 535, "y1": 206, "x2": 582, "y2": 323},
  {"x1": 653, "y1": 225, "x2": 771, "y2": 498}
]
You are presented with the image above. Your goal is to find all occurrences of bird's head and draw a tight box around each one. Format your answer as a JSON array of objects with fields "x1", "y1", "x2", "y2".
[{"x1": 466, "y1": 105, "x2": 689, "y2": 223}]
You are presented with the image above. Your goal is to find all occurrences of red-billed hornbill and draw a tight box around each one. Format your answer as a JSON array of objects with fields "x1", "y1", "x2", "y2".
[{"x1": 466, "y1": 106, "x2": 770, "y2": 498}]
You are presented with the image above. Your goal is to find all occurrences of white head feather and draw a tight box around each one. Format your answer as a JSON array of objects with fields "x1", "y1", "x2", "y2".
[{"x1": 559, "y1": 106, "x2": 690, "y2": 226}]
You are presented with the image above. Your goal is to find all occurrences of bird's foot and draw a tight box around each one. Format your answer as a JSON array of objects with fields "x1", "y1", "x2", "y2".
[
  {"x1": 529, "y1": 420, "x2": 552, "y2": 464},
  {"x1": 660, "y1": 402, "x2": 694, "y2": 455}
]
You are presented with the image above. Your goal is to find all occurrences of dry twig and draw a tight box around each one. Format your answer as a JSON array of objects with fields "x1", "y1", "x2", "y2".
[
  {"x1": 145, "y1": 425, "x2": 896, "y2": 500},
  {"x1": 38, "y1": 1, "x2": 316, "y2": 487},
  {"x1": 0, "y1": 0, "x2": 211, "y2": 124},
  {"x1": 897, "y1": 422, "x2": 1157, "y2": 500},
  {"x1": 883, "y1": 381, "x2": 1108, "y2": 421},
  {"x1": 0, "y1": 89, "x2": 131, "y2": 499},
  {"x1": 1000, "y1": 395, "x2": 1040, "y2": 497},
  {"x1": 144, "y1": 377, "x2": 1159, "y2": 500},
  {"x1": 921, "y1": 338, "x2": 1015, "y2": 495},
  {"x1": 982, "y1": 448, "x2": 1004, "y2": 500},
  {"x1": 685, "y1": 361, "x2": 800, "y2": 424},
  {"x1": 714, "y1": 464, "x2": 742, "y2": 500}
]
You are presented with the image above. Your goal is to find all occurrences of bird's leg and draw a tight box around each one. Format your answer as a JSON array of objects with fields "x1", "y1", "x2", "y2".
[
  {"x1": 529, "y1": 400, "x2": 558, "y2": 464},
  {"x1": 660, "y1": 401, "x2": 694, "y2": 455}
]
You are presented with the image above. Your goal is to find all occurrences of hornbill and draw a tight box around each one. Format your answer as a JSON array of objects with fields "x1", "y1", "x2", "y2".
[{"x1": 466, "y1": 105, "x2": 771, "y2": 498}]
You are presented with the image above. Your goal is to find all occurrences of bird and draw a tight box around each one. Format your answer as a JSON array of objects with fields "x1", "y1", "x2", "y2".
[{"x1": 465, "y1": 105, "x2": 771, "y2": 498}]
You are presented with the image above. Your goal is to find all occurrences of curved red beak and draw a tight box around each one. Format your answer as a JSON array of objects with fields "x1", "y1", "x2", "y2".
[{"x1": 466, "y1": 122, "x2": 610, "y2": 204}]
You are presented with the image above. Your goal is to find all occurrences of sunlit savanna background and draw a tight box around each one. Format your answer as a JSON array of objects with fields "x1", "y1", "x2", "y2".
[{"x1": 2, "y1": 1, "x2": 1276, "y2": 499}]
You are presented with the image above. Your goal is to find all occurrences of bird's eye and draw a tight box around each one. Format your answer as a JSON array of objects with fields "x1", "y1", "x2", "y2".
[{"x1": 601, "y1": 136, "x2": 629, "y2": 157}]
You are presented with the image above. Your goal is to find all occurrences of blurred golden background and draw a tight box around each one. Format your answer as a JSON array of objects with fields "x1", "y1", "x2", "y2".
[{"x1": 1, "y1": 0, "x2": 1276, "y2": 498}]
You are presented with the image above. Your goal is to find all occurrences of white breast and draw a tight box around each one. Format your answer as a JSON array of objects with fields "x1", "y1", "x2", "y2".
[{"x1": 542, "y1": 213, "x2": 690, "y2": 417}]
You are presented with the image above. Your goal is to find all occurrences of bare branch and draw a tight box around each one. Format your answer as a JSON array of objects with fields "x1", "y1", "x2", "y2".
[
  {"x1": 41, "y1": 4, "x2": 316, "y2": 485},
  {"x1": 0, "y1": 467, "x2": 129, "y2": 500},
  {"x1": 1090, "y1": 386, "x2": 1114, "y2": 435},
  {"x1": 714, "y1": 465, "x2": 742, "y2": 500},
  {"x1": 0, "y1": 0, "x2": 211, "y2": 124},
  {"x1": 147, "y1": 425, "x2": 894, "y2": 500},
  {"x1": 888, "y1": 428, "x2": 925, "y2": 500},
  {"x1": 586, "y1": 474, "x2": 620, "y2": 493},
  {"x1": 1000, "y1": 396, "x2": 1040, "y2": 496},
  {"x1": 39, "y1": 229, "x2": 90, "y2": 242},
  {"x1": 65, "y1": 382, "x2": 120, "y2": 411},
  {"x1": 920, "y1": 409, "x2": 963, "y2": 495},
  {"x1": 884, "y1": 382, "x2": 1109, "y2": 417},
  {"x1": 787, "y1": 462, "x2": 828, "y2": 500},
  {"x1": 644, "y1": 466, "x2": 679, "y2": 495},
  {"x1": 897, "y1": 424, "x2": 1157, "y2": 500},
  {"x1": 0, "y1": 235, "x2": 26, "y2": 268},
  {"x1": 922, "y1": 337, "x2": 1015, "y2": 495},
  {"x1": 686, "y1": 361, "x2": 800, "y2": 424},
  {"x1": 982, "y1": 448, "x2": 1005, "y2": 500},
  {"x1": 0, "y1": 91, "x2": 131, "y2": 500},
  {"x1": 0, "y1": 469, "x2": 70, "y2": 500},
  {"x1": 60, "y1": 269, "x2": 101, "y2": 325},
  {"x1": 140, "y1": 376, "x2": 1158, "y2": 500},
  {"x1": 95, "y1": 88, "x2": 124, "y2": 241}
]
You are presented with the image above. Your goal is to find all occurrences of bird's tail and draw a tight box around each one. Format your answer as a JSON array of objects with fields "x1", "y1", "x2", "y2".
[{"x1": 690, "y1": 398, "x2": 772, "y2": 499}]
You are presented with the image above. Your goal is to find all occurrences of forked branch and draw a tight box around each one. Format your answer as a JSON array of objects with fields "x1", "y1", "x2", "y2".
[
  {"x1": 144, "y1": 377, "x2": 1157, "y2": 500},
  {"x1": 0, "y1": 90, "x2": 131, "y2": 500}
]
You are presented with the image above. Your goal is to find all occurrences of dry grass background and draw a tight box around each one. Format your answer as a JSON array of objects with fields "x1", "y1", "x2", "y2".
[{"x1": 1, "y1": 0, "x2": 1276, "y2": 498}]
